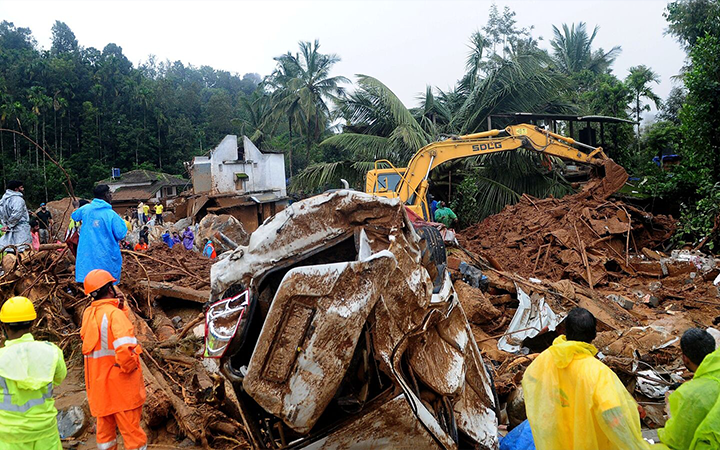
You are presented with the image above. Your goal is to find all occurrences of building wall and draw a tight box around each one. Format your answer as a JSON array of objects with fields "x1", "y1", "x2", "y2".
[
  {"x1": 193, "y1": 135, "x2": 286, "y2": 196},
  {"x1": 192, "y1": 157, "x2": 212, "y2": 194},
  {"x1": 242, "y1": 136, "x2": 287, "y2": 197}
]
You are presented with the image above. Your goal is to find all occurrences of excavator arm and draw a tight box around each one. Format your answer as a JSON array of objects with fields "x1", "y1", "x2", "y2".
[{"x1": 366, "y1": 124, "x2": 610, "y2": 220}]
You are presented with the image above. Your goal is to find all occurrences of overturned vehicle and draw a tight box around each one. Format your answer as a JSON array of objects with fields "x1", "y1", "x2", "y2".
[{"x1": 205, "y1": 191, "x2": 498, "y2": 449}]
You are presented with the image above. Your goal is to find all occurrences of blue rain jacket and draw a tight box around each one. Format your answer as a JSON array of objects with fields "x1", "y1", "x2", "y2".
[
  {"x1": 501, "y1": 420, "x2": 536, "y2": 450},
  {"x1": 71, "y1": 199, "x2": 127, "y2": 283},
  {"x1": 162, "y1": 232, "x2": 174, "y2": 248}
]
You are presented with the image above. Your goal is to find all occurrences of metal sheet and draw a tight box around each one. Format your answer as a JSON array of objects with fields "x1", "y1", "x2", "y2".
[{"x1": 243, "y1": 251, "x2": 396, "y2": 434}]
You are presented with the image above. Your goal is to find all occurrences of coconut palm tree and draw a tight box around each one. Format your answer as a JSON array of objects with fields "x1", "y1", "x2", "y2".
[
  {"x1": 294, "y1": 28, "x2": 575, "y2": 219},
  {"x1": 626, "y1": 65, "x2": 661, "y2": 125},
  {"x1": 292, "y1": 75, "x2": 429, "y2": 191},
  {"x1": 450, "y1": 46, "x2": 569, "y2": 134},
  {"x1": 266, "y1": 40, "x2": 349, "y2": 171},
  {"x1": 411, "y1": 86, "x2": 452, "y2": 139},
  {"x1": 550, "y1": 23, "x2": 621, "y2": 75}
]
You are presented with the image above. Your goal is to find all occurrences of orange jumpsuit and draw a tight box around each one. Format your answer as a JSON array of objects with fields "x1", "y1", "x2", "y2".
[{"x1": 81, "y1": 298, "x2": 147, "y2": 450}]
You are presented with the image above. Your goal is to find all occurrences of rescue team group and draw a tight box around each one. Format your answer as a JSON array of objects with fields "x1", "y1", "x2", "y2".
[
  {"x1": 0, "y1": 183, "x2": 154, "y2": 450},
  {"x1": 0, "y1": 181, "x2": 717, "y2": 449}
]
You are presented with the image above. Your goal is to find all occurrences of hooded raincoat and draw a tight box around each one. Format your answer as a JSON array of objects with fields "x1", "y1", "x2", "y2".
[
  {"x1": 522, "y1": 335, "x2": 649, "y2": 450},
  {"x1": 162, "y1": 232, "x2": 174, "y2": 248},
  {"x1": 182, "y1": 228, "x2": 194, "y2": 251},
  {"x1": 658, "y1": 348, "x2": 720, "y2": 450},
  {"x1": 71, "y1": 199, "x2": 127, "y2": 283},
  {"x1": 203, "y1": 241, "x2": 216, "y2": 258},
  {"x1": 0, "y1": 333, "x2": 66, "y2": 446},
  {"x1": 0, "y1": 189, "x2": 31, "y2": 252}
]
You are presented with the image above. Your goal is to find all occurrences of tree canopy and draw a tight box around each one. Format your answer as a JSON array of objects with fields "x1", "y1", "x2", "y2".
[{"x1": 3, "y1": 5, "x2": 715, "y2": 249}]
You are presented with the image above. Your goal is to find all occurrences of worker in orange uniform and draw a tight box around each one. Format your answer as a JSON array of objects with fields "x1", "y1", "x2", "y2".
[{"x1": 80, "y1": 269, "x2": 147, "y2": 450}]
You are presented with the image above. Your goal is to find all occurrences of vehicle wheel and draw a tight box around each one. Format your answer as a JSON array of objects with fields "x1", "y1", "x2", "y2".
[{"x1": 416, "y1": 225, "x2": 446, "y2": 267}]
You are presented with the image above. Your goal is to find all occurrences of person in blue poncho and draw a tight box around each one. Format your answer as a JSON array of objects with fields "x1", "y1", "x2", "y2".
[
  {"x1": 203, "y1": 239, "x2": 216, "y2": 259},
  {"x1": 71, "y1": 185, "x2": 127, "y2": 284},
  {"x1": 161, "y1": 230, "x2": 174, "y2": 248}
]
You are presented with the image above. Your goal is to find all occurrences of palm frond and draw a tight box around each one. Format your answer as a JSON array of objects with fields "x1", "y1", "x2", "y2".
[
  {"x1": 291, "y1": 160, "x2": 359, "y2": 192},
  {"x1": 320, "y1": 133, "x2": 392, "y2": 161}
]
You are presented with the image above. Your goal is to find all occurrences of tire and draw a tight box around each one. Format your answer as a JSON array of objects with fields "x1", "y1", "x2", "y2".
[{"x1": 415, "y1": 225, "x2": 447, "y2": 267}]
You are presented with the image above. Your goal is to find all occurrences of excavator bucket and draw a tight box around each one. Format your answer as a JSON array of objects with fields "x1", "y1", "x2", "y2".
[{"x1": 599, "y1": 159, "x2": 629, "y2": 200}]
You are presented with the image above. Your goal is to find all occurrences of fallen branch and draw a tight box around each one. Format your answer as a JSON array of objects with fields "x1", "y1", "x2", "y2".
[{"x1": 139, "y1": 280, "x2": 210, "y2": 304}]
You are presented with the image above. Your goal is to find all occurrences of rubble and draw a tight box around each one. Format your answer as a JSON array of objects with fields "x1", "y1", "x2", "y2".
[
  {"x1": 1, "y1": 156, "x2": 718, "y2": 444},
  {"x1": 459, "y1": 170, "x2": 676, "y2": 287},
  {"x1": 0, "y1": 243, "x2": 246, "y2": 449},
  {"x1": 210, "y1": 190, "x2": 499, "y2": 449},
  {"x1": 455, "y1": 169, "x2": 720, "y2": 433},
  {"x1": 196, "y1": 213, "x2": 249, "y2": 250}
]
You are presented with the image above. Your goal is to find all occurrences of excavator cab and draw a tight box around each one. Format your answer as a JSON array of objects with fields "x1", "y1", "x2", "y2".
[{"x1": 365, "y1": 164, "x2": 406, "y2": 195}]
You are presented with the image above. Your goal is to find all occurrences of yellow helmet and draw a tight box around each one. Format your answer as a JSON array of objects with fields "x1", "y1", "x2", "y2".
[{"x1": 0, "y1": 296, "x2": 37, "y2": 323}]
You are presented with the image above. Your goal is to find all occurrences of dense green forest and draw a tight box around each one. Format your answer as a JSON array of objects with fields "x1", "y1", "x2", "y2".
[{"x1": 0, "y1": 0, "x2": 718, "y2": 247}]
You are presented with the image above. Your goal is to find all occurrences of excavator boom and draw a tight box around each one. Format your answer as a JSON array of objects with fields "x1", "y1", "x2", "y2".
[{"x1": 366, "y1": 124, "x2": 610, "y2": 220}]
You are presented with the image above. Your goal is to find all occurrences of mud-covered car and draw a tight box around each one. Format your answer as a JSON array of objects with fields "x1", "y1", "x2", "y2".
[{"x1": 205, "y1": 190, "x2": 498, "y2": 449}]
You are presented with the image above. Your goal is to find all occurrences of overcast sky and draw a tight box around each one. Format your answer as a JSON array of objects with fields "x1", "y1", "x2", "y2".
[{"x1": 1, "y1": 0, "x2": 686, "y2": 116}]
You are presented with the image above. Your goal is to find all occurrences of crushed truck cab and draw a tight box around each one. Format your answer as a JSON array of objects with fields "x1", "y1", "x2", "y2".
[{"x1": 208, "y1": 190, "x2": 498, "y2": 449}]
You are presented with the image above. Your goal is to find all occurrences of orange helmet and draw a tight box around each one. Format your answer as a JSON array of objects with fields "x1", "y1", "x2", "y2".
[{"x1": 83, "y1": 269, "x2": 117, "y2": 295}]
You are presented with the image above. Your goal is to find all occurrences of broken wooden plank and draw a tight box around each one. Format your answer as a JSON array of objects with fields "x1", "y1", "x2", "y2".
[{"x1": 139, "y1": 280, "x2": 210, "y2": 304}]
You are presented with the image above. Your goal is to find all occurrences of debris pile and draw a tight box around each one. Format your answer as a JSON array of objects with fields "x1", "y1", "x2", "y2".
[
  {"x1": 0, "y1": 245, "x2": 248, "y2": 449},
  {"x1": 459, "y1": 168, "x2": 676, "y2": 287},
  {"x1": 454, "y1": 165, "x2": 720, "y2": 432}
]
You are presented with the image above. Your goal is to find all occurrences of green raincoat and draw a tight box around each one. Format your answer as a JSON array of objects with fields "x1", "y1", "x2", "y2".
[
  {"x1": 658, "y1": 348, "x2": 720, "y2": 450},
  {"x1": 0, "y1": 333, "x2": 66, "y2": 446}
]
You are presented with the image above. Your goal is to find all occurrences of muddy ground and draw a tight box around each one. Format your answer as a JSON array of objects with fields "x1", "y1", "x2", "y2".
[
  {"x1": 2, "y1": 167, "x2": 718, "y2": 446},
  {"x1": 455, "y1": 169, "x2": 719, "y2": 430}
]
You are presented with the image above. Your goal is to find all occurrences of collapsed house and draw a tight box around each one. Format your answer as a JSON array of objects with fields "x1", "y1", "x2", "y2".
[{"x1": 177, "y1": 136, "x2": 289, "y2": 232}]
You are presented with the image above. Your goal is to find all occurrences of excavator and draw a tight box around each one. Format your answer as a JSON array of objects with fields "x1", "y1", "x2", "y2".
[{"x1": 365, "y1": 123, "x2": 620, "y2": 221}]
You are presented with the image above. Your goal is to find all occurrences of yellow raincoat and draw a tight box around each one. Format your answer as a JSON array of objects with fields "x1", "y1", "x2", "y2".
[{"x1": 522, "y1": 335, "x2": 649, "y2": 450}]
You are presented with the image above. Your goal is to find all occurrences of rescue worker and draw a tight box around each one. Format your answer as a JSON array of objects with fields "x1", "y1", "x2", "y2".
[
  {"x1": 522, "y1": 307, "x2": 649, "y2": 450},
  {"x1": 72, "y1": 185, "x2": 127, "y2": 284},
  {"x1": 29, "y1": 220, "x2": 40, "y2": 251},
  {"x1": 136, "y1": 202, "x2": 145, "y2": 226},
  {"x1": 153, "y1": 202, "x2": 163, "y2": 225},
  {"x1": 35, "y1": 203, "x2": 53, "y2": 244},
  {"x1": 133, "y1": 237, "x2": 148, "y2": 252},
  {"x1": 138, "y1": 226, "x2": 149, "y2": 246},
  {"x1": 203, "y1": 239, "x2": 216, "y2": 259},
  {"x1": 182, "y1": 226, "x2": 194, "y2": 251},
  {"x1": 428, "y1": 194, "x2": 438, "y2": 220},
  {"x1": 161, "y1": 230, "x2": 174, "y2": 249},
  {"x1": 0, "y1": 296, "x2": 67, "y2": 450},
  {"x1": 657, "y1": 328, "x2": 720, "y2": 449},
  {"x1": 142, "y1": 203, "x2": 150, "y2": 226},
  {"x1": 434, "y1": 201, "x2": 458, "y2": 228},
  {"x1": 81, "y1": 269, "x2": 147, "y2": 450},
  {"x1": 0, "y1": 180, "x2": 31, "y2": 253}
]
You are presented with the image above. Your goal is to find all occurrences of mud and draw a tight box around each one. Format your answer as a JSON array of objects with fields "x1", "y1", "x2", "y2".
[
  {"x1": 0, "y1": 245, "x2": 246, "y2": 449},
  {"x1": 459, "y1": 177, "x2": 676, "y2": 287},
  {"x1": 455, "y1": 168, "x2": 720, "y2": 432}
]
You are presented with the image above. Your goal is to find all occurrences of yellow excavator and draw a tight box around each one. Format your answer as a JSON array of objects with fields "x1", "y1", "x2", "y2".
[{"x1": 365, "y1": 123, "x2": 613, "y2": 221}]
